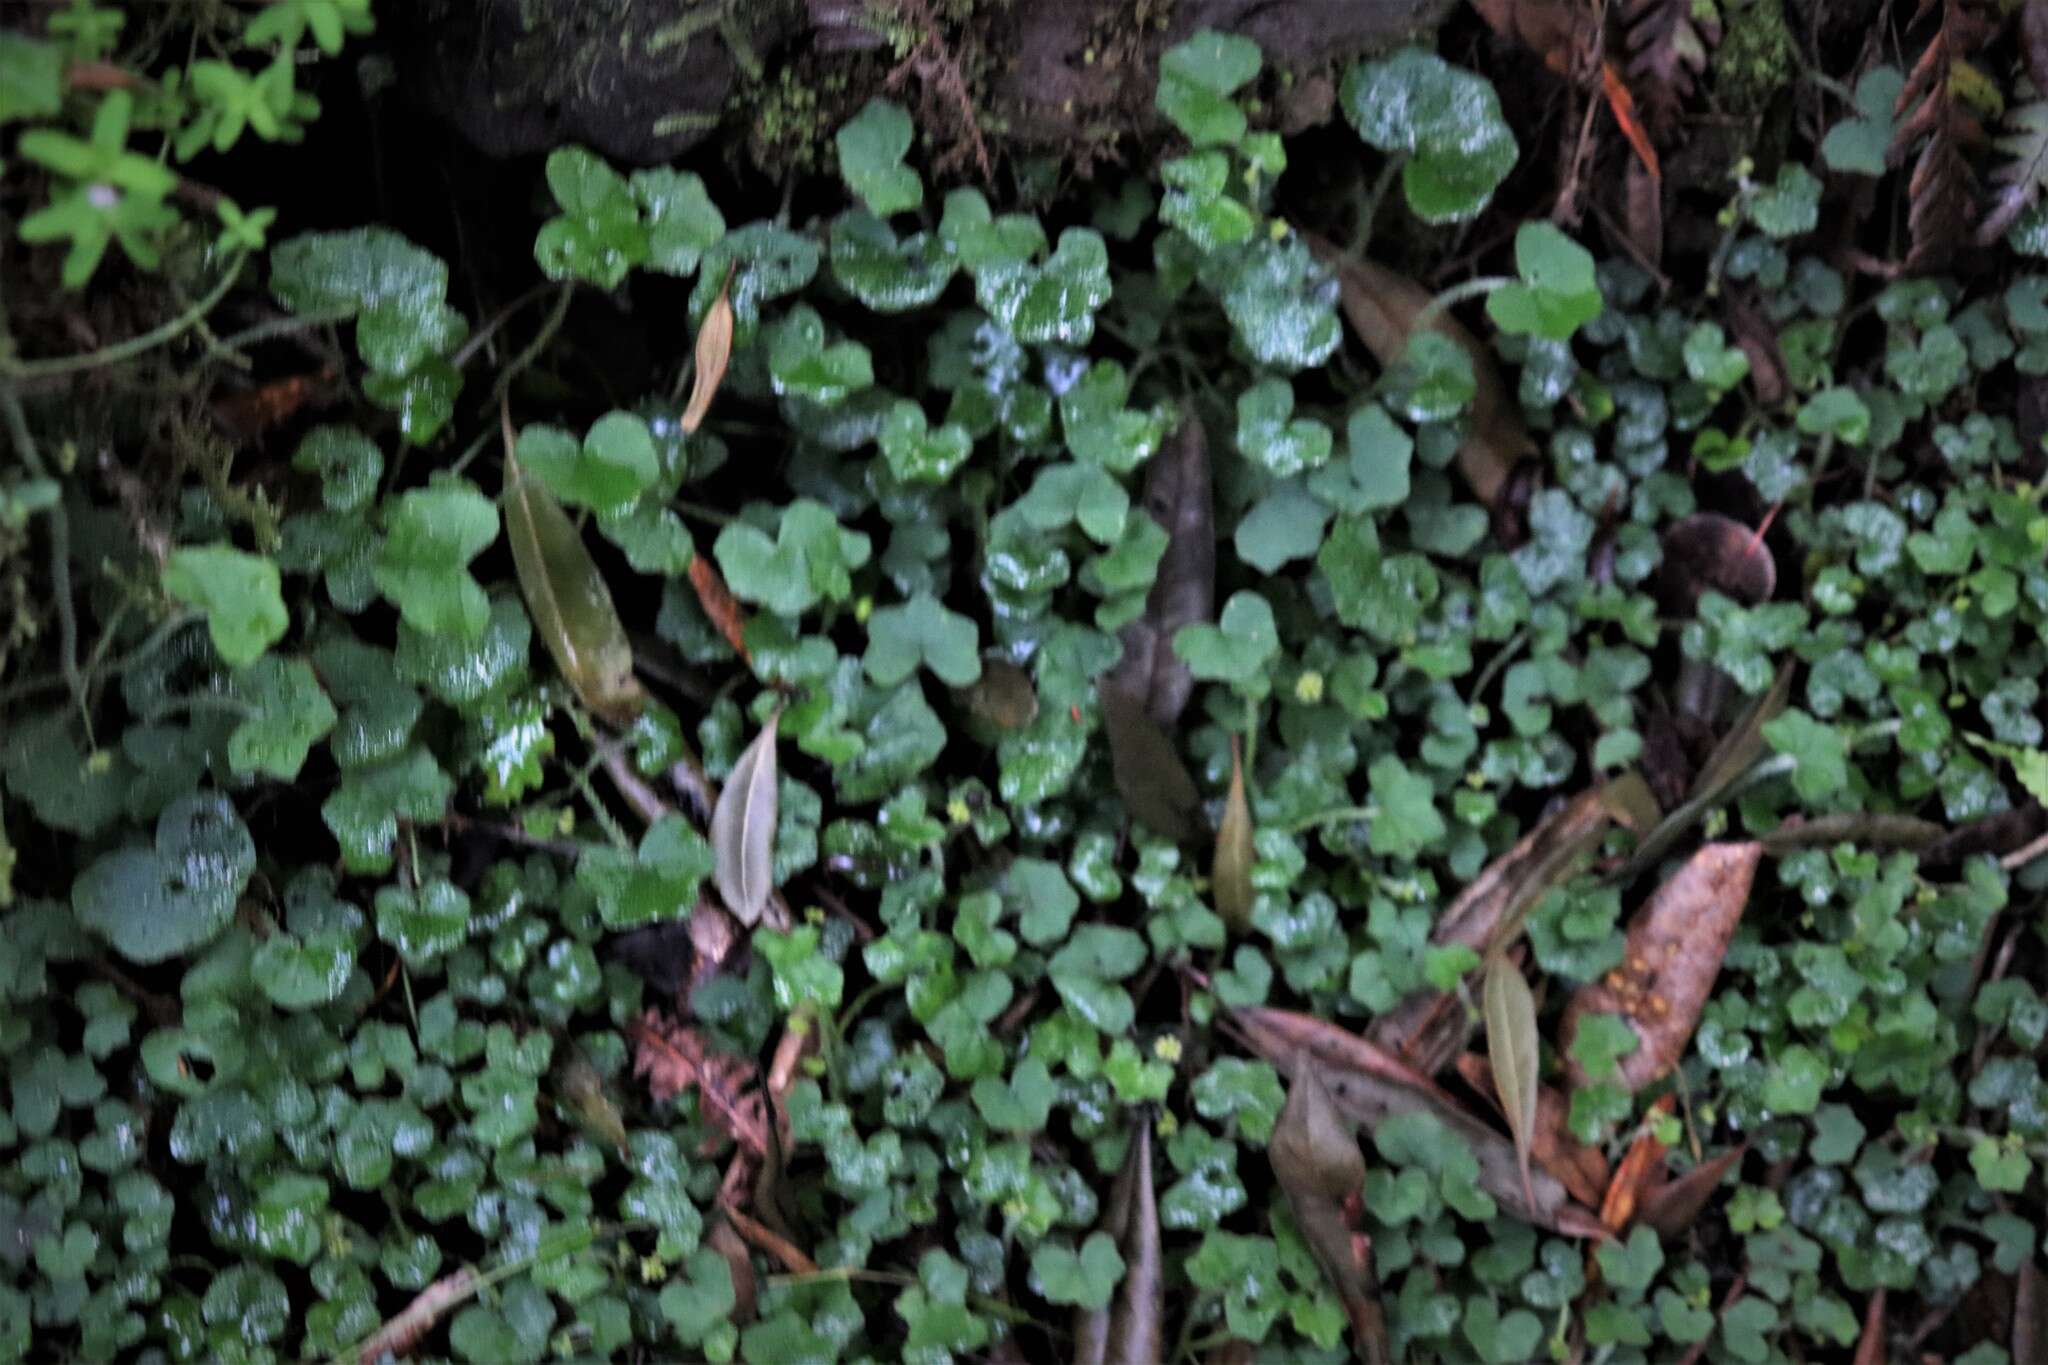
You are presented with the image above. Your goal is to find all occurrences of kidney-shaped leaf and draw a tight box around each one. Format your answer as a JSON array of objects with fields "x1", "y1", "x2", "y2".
[
  {"x1": 73, "y1": 792, "x2": 255, "y2": 963},
  {"x1": 1341, "y1": 49, "x2": 1518, "y2": 224}
]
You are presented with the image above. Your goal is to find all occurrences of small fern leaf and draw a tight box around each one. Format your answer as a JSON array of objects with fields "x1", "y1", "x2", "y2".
[{"x1": 1978, "y1": 100, "x2": 2048, "y2": 245}]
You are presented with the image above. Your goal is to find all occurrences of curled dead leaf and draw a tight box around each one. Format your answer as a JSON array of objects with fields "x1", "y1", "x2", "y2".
[
  {"x1": 711, "y1": 714, "x2": 780, "y2": 926},
  {"x1": 1599, "y1": 1095, "x2": 1676, "y2": 1231},
  {"x1": 1213, "y1": 736, "x2": 1255, "y2": 933},
  {"x1": 1482, "y1": 953, "x2": 1542, "y2": 1216},
  {"x1": 1233, "y1": 1005, "x2": 1607, "y2": 1236},
  {"x1": 683, "y1": 265, "x2": 735, "y2": 434},
  {"x1": 1307, "y1": 234, "x2": 1536, "y2": 513},
  {"x1": 1454, "y1": 1052, "x2": 1610, "y2": 1209},
  {"x1": 1105, "y1": 414, "x2": 1213, "y2": 728},
  {"x1": 1270, "y1": 1056, "x2": 1390, "y2": 1363},
  {"x1": 1074, "y1": 1122, "x2": 1162, "y2": 1365},
  {"x1": 1369, "y1": 787, "x2": 1611, "y2": 1071},
  {"x1": 1563, "y1": 842, "x2": 1762, "y2": 1094},
  {"x1": 1635, "y1": 1143, "x2": 1745, "y2": 1240}
]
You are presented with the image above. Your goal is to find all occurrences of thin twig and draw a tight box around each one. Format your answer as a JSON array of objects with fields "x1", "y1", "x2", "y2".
[
  {"x1": 3, "y1": 251, "x2": 249, "y2": 380},
  {"x1": 0, "y1": 380, "x2": 80, "y2": 718}
]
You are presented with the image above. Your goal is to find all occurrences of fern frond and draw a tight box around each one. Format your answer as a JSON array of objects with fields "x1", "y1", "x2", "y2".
[
  {"x1": 1620, "y1": 0, "x2": 1719, "y2": 134},
  {"x1": 1977, "y1": 99, "x2": 2048, "y2": 244}
]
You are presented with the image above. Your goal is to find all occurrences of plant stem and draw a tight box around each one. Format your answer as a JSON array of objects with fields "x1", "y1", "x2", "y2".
[
  {"x1": 490, "y1": 282, "x2": 575, "y2": 402},
  {"x1": 1288, "y1": 805, "x2": 1376, "y2": 834},
  {"x1": 1351, "y1": 154, "x2": 1406, "y2": 257},
  {"x1": 0, "y1": 380, "x2": 81, "y2": 719},
  {"x1": 1412, "y1": 274, "x2": 1513, "y2": 334},
  {"x1": 3, "y1": 251, "x2": 249, "y2": 380}
]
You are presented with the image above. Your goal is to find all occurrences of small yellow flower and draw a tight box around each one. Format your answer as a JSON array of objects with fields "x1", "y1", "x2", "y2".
[
  {"x1": 639, "y1": 1254, "x2": 666, "y2": 1284},
  {"x1": 1152, "y1": 1034, "x2": 1183, "y2": 1065},
  {"x1": 1294, "y1": 670, "x2": 1324, "y2": 705},
  {"x1": 947, "y1": 797, "x2": 972, "y2": 825}
]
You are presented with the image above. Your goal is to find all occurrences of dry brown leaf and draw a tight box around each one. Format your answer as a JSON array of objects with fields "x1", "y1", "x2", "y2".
[
  {"x1": 1213, "y1": 736, "x2": 1255, "y2": 933},
  {"x1": 1369, "y1": 788, "x2": 1612, "y2": 1070},
  {"x1": 1308, "y1": 235, "x2": 1535, "y2": 511},
  {"x1": 1621, "y1": 0, "x2": 1720, "y2": 135},
  {"x1": 1104, "y1": 414, "x2": 1213, "y2": 727},
  {"x1": 1635, "y1": 1144, "x2": 1745, "y2": 1240},
  {"x1": 1099, "y1": 680, "x2": 1202, "y2": 842},
  {"x1": 1453, "y1": 1052, "x2": 1611, "y2": 1210},
  {"x1": 629, "y1": 1011, "x2": 769, "y2": 1157},
  {"x1": 1563, "y1": 842, "x2": 1762, "y2": 1094},
  {"x1": 1233, "y1": 1006, "x2": 1608, "y2": 1236},
  {"x1": 1623, "y1": 156, "x2": 1665, "y2": 274},
  {"x1": 688, "y1": 551, "x2": 752, "y2": 663},
  {"x1": 1270, "y1": 1056, "x2": 1392, "y2": 1364},
  {"x1": 1074, "y1": 1122, "x2": 1162, "y2": 1365},
  {"x1": 1599, "y1": 1095, "x2": 1676, "y2": 1231},
  {"x1": 683, "y1": 266, "x2": 735, "y2": 433},
  {"x1": 960, "y1": 656, "x2": 1039, "y2": 730},
  {"x1": 707, "y1": 1217, "x2": 759, "y2": 1327},
  {"x1": 2016, "y1": 1256, "x2": 2046, "y2": 1365},
  {"x1": 1471, "y1": 0, "x2": 1592, "y2": 75}
]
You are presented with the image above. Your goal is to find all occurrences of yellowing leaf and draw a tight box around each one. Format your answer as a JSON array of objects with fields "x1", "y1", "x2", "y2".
[
  {"x1": 683, "y1": 266, "x2": 735, "y2": 434},
  {"x1": 712, "y1": 713, "x2": 779, "y2": 926},
  {"x1": 1213, "y1": 736, "x2": 1254, "y2": 932},
  {"x1": 1483, "y1": 952, "x2": 1541, "y2": 1216},
  {"x1": 501, "y1": 404, "x2": 645, "y2": 724}
]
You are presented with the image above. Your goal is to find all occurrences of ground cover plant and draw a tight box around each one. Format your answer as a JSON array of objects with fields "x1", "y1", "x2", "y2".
[{"x1": 3, "y1": 0, "x2": 2048, "y2": 1361}]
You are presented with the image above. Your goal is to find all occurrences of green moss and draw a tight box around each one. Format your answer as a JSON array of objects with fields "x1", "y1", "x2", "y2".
[{"x1": 1714, "y1": 0, "x2": 1796, "y2": 117}]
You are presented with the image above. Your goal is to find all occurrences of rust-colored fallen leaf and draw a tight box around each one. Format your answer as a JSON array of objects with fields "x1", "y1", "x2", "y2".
[
  {"x1": 629, "y1": 1011, "x2": 769, "y2": 1157},
  {"x1": 1599, "y1": 1095, "x2": 1676, "y2": 1231},
  {"x1": 1307, "y1": 234, "x2": 1536, "y2": 513},
  {"x1": 213, "y1": 365, "x2": 335, "y2": 440},
  {"x1": 1203, "y1": 1343, "x2": 1257, "y2": 1365},
  {"x1": 1074, "y1": 1122, "x2": 1162, "y2": 1365},
  {"x1": 1232, "y1": 1006, "x2": 1608, "y2": 1236},
  {"x1": 1853, "y1": 1289, "x2": 1887, "y2": 1365},
  {"x1": 1601, "y1": 59, "x2": 1662, "y2": 182},
  {"x1": 1636, "y1": 1144, "x2": 1746, "y2": 1240},
  {"x1": 1471, "y1": 0, "x2": 1586, "y2": 74},
  {"x1": 683, "y1": 265, "x2": 735, "y2": 433},
  {"x1": 1270, "y1": 1056, "x2": 1392, "y2": 1364},
  {"x1": 1563, "y1": 841, "x2": 1762, "y2": 1094},
  {"x1": 688, "y1": 551, "x2": 752, "y2": 663},
  {"x1": 721, "y1": 1202, "x2": 817, "y2": 1275},
  {"x1": 1213, "y1": 736, "x2": 1255, "y2": 933},
  {"x1": 1369, "y1": 788, "x2": 1612, "y2": 1071},
  {"x1": 707, "y1": 1217, "x2": 759, "y2": 1327},
  {"x1": 1454, "y1": 1052, "x2": 1610, "y2": 1210}
]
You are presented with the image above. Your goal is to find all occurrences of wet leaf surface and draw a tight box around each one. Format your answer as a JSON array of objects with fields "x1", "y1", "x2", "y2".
[{"x1": 1563, "y1": 842, "x2": 1763, "y2": 1093}]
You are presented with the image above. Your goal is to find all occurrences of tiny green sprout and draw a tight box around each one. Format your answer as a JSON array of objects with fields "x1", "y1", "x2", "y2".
[
  {"x1": 1156, "y1": 1111, "x2": 1179, "y2": 1138},
  {"x1": 640, "y1": 1255, "x2": 666, "y2": 1283}
]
